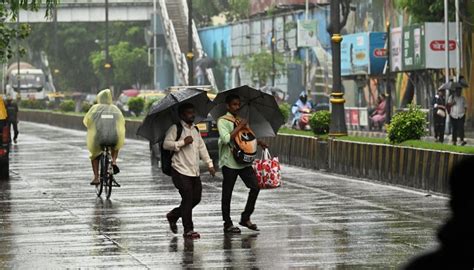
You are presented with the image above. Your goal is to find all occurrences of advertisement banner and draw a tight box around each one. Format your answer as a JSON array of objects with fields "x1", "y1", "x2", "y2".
[
  {"x1": 341, "y1": 33, "x2": 369, "y2": 76},
  {"x1": 390, "y1": 27, "x2": 403, "y2": 72},
  {"x1": 297, "y1": 20, "x2": 318, "y2": 47},
  {"x1": 369, "y1": 32, "x2": 388, "y2": 74},
  {"x1": 402, "y1": 24, "x2": 425, "y2": 71},
  {"x1": 424, "y1": 22, "x2": 461, "y2": 69}
]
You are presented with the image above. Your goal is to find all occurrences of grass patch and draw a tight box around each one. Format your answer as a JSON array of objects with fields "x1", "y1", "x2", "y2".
[
  {"x1": 400, "y1": 140, "x2": 474, "y2": 154},
  {"x1": 278, "y1": 127, "x2": 314, "y2": 136},
  {"x1": 337, "y1": 136, "x2": 387, "y2": 144},
  {"x1": 337, "y1": 135, "x2": 474, "y2": 154}
]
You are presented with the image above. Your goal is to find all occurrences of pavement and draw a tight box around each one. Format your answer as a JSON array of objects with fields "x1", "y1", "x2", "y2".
[{"x1": 0, "y1": 122, "x2": 450, "y2": 269}]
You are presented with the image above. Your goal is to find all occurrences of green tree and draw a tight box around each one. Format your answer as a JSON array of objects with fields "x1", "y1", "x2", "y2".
[
  {"x1": 0, "y1": 0, "x2": 57, "y2": 60},
  {"x1": 396, "y1": 0, "x2": 458, "y2": 22},
  {"x1": 194, "y1": 0, "x2": 250, "y2": 26},
  {"x1": 242, "y1": 51, "x2": 285, "y2": 86},
  {"x1": 26, "y1": 22, "x2": 149, "y2": 92},
  {"x1": 90, "y1": 41, "x2": 151, "y2": 91}
]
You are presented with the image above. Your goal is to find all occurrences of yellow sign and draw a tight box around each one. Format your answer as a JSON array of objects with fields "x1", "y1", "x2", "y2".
[{"x1": 196, "y1": 123, "x2": 208, "y2": 132}]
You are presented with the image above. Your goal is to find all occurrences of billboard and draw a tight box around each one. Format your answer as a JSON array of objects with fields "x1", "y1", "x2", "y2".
[
  {"x1": 424, "y1": 22, "x2": 460, "y2": 69},
  {"x1": 390, "y1": 27, "x2": 402, "y2": 72},
  {"x1": 341, "y1": 32, "x2": 387, "y2": 76},
  {"x1": 297, "y1": 20, "x2": 319, "y2": 47},
  {"x1": 369, "y1": 32, "x2": 388, "y2": 74},
  {"x1": 341, "y1": 33, "x2": 369, "y2": 76},
  {"x1": 390, "y1": 22, "x2": 461, "y2": 71},
  {"x1": 402, "y1": 24, "x2": 425, "y2": 70}
]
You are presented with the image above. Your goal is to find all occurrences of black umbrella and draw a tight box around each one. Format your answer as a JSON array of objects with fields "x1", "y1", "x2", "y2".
[
  {"x1": 438, "y1": 78, "x2": 469, "y2": 91},
  {"x1": 137, "y1": 88, "x2": 214, "y2": 143},
  {"x1": 210, "y1": 85, "x2": 285, "y2": 138},
  {"x1": 195, "y1": 56, "x2": 217, "y2": 69}
]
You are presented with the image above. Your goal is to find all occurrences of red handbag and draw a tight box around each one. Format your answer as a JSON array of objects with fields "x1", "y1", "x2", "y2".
[{"x1": 253, "y1": 149, "x2": 281, "y2": 189}]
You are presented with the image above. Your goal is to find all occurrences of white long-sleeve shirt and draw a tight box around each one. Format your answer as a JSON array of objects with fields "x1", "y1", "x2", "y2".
[
  {"x1": 448, "y1": 95, "x2": 467, "y2": 119},
  {"x1": 163, "y1": 121, "x2": 213, "y2": 177}
]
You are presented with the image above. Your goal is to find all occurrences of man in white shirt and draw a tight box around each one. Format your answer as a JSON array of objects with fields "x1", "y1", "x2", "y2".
[
  {"x1": 163, "y1": 103, "x2": 216, "y2": 239},
  {"x1": 448, "y1": 89, "x2": 468, "y2": 146}
]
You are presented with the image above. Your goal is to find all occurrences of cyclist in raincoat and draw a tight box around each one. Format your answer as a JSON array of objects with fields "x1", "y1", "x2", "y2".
[{"x1": 83, "y1": 89, "x2": 125, "y2": 185}]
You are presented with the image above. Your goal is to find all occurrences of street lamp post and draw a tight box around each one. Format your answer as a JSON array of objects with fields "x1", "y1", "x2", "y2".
[
  {"x1": 328, "y1": 0, "x2": 348, "y2": 136},
  {"x1": 105, "y1": 0, "x2": 111, "y2": 89},
  {"x1": 16, "y1": 12, "x2": 20, "y2": 94},
  {"x1": 271, "y1": 15, "x2": 276, "y2": 87},
  {"x1": 187, "y1": 0, "x2": 194, "y2": 85},
  {"x1": 385, "y1": 22, "x2": 392, "y2": 124}
]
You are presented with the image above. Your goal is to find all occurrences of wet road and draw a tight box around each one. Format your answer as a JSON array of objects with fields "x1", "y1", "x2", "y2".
[{"x1": 1, "y1": 122, "x2": 449, "y2": 269}]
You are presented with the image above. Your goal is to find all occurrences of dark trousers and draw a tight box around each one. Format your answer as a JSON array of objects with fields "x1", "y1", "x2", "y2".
[
  {"x1": 221, "y1": 166, "x2": 260, "y2": 227},
  {"x1": 8, "y1": 121, "x2": 18, "y2": 141},
  {"x1": 451, "y1": 116, "x2": 465, "y2": 142},
  {"x1": 433, "y1": 114, "x2": 446, "y2": 142},
  {"x1": 168, "y1": 169, "x2": 202, "y2": 233}
]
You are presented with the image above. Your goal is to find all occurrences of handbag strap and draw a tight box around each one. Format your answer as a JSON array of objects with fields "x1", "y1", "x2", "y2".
[{"x1": 262, "y1": 148, "x2": 272, "y2": 160}]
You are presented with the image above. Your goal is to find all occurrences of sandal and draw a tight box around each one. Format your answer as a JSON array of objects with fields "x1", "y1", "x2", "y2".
[
  {"x1": 223, "y1": 225, "x2": 241, "y2": 234},
  {"x1": 112, "y1": 164, "x2": 120, "y2": 174},
  {"x1": 183, "y1": 231, "x2": 200, "y2": 239},
  {"x1": 90, "y1": 178, "x2": 100, "y2": 185},
  {"x1": 239, "y1": 220, "x2": 259, "y2": 231}
]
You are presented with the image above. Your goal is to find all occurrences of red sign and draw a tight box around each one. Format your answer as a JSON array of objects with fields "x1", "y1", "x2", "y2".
[
  {"x1": 373, "y1": 48, "x2": 387, "y2": 57},
  {"x1": 430, "y1": 40, "x2": 456, "y2": 51}
]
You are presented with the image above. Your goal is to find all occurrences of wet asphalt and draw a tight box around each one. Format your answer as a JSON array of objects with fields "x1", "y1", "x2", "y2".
[{"x1": 0, "y1": 122, "x2": 449, "y2": 269}]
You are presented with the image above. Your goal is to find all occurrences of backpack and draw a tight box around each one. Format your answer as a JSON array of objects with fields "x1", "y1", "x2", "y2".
[
  {"x1": 222, "y1": 115, "x2": 258, "y2": 164},
  {"x1": 161, "y1": 123, "x2": 199, "y2": 176},
  {"x1": 95, "y1": 111, "x2": 119, "y2": 147}
]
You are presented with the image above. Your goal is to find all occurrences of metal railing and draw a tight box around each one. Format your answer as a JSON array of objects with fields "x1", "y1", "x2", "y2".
[
  {"x1": 180, "y1": 0, "x2": 217, "y2": 89},
  {"x1": 157, "y1": 0, "x2": 189, "y2": 85}
]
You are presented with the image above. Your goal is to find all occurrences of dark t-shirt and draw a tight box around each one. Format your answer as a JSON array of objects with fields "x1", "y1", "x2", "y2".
[{"x1": 6, "y1": 101, "x2": 18, "y2": 122}]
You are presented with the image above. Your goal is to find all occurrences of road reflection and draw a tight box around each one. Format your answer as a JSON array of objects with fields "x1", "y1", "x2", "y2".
[
  {"x1": 92, "y1": 198, "x2": 123, "y2": 255},
  {"x1": 168, "y1": 236, "x2": 203, "y2": 268},
  {"x1": 0, "y1": 181, "x2": 12, "y2": 268}
]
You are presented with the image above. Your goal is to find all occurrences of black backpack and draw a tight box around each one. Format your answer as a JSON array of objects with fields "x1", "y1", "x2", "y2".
[{"x1": 160, "y1": 123, "x2": 199, "y2": 176}]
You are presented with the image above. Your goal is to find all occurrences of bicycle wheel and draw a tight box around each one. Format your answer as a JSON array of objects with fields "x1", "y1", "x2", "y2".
[
  {"x1": 103, "y1": 154, "x2": 110, "y2": 198},
  {"x1": 105, "y1": 174, "x2": 113, "y2": 199},
  {"x1": 95, "y1": 154, "x2": 104, "y2": 197}
]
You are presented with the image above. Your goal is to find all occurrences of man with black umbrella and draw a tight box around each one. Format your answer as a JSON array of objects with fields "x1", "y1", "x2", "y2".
[
  {"x1": 447, "y1": 87, "x2": 468, "y2": 146},
  {"x1": 217, "y1": 94, "x2": 268, "y2": 234},
  {"x1": 164, "y1": 103, "x2": 216, "y2": 240}
]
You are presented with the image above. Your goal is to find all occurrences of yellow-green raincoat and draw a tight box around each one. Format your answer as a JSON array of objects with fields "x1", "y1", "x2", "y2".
[
  {"x1": 0, "y1": 98, "x2": 7, "y2": 121},
  {"x1": 83, "y1": 89, "x2": 125, "y2": 159}
]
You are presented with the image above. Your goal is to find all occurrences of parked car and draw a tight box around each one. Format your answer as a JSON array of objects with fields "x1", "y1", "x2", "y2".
[
  {"x1": 116, "y1": 89, "x2": 139, "y2": 116},
  {"x1": 0, "y1": 98, "x2": 10, "y2": 179}
]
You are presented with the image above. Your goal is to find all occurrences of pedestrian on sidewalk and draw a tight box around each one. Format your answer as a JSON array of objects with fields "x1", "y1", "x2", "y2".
[
  {"x1": 164, "y1": 103, "x2": 216, "y2": 240},
  {"x1": 5, "y1": 95, "x2": 19, "y2": 144},
  {"x1": 432, "y1": 89, "x2": 447, "y2": 143},
  {"x1": 217, "y1": 94, "x2": 267, "y2": 234},
  {"x1": 447, "y1": 88, "x2": 467, "y2": 146}
]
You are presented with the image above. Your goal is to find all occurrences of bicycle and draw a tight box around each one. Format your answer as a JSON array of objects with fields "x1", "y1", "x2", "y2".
[{"x1": 95, "y1": 145, "x2": 120, "y2": 199}]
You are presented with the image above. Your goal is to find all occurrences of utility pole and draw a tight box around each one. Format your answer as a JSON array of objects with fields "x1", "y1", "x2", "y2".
[
  {"x1": 104, "y1": 0, "x2": 111, "y2": 89},
  {"x1": 305, "y1": 0, "x2": 309, "y2": 92},
  {"x1": 328, "y1": 0, "x2": 348, "y2": 136},
  {"x1": 271, "y1": 15, "x2": 276, "y2": 87},
  {"x1": 444, "y1": 0, "x2": 451, "y2": 134},
  {"x1": 16, "y1": 12, "x2": 20, "y2": 95},
  {"x1": 455, "y1": 0, "x2": 460, "y2": 81},
  {"x1": 444, "y1": 0, "x2": 449, "y2": 84},
  {"x1": 186, "y1": 0, "x2": 194, "y2": 85},
  {"x1": 153, "y1": 0, "x2": 157, "y2": 90},
  {"x1": 385, "y1": 22, "x2": 392, "y2": 124}
]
